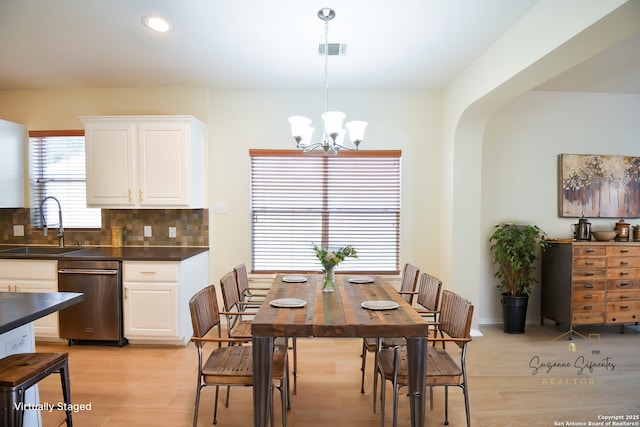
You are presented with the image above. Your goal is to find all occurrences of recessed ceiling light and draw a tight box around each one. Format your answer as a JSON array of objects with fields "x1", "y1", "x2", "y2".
[{"x1": 142, "y1": 16, "x2": 172, "y2": 33}]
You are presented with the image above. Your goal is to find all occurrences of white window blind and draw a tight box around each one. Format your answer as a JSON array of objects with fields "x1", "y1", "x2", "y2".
[
  {"x1": 29, "y1": 131, "x2": 101, "y2": 228},
  {"x1": 250, "y1": 149, "x2": 401, "y2": 274}
]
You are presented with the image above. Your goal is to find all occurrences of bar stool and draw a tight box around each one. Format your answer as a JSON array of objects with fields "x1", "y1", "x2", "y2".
[{"x1": 0, "y1": 352, "x2": 73, "y2": 427}]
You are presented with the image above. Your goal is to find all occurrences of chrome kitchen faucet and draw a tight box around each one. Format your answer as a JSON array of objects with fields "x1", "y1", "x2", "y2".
[{"x1": 41, "y1": 196, "x2": 64, "y2": 247}]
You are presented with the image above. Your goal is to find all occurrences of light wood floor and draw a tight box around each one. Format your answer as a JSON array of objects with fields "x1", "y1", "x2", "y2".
[{"x1": 36, "y1": 323, "x2": 640, "y2": 427}]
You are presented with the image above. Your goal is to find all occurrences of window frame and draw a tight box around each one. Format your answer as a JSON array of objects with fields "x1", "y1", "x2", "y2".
[
  {"x1": 28, "y1": 130, "x2": 101, "y2": 230},
  {"x1": 249, "y1": 149, "x2": 402, "y2": 275}
]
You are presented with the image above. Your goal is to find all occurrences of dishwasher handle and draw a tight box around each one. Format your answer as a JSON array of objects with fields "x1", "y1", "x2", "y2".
[{"x1": 58, "y1": 268, "x2": 118, "y2": 275}]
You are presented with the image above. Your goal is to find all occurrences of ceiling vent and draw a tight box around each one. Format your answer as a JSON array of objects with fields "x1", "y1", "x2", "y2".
[{"x1": 318, "y1": 43, "x2": 348, "y2": 56}]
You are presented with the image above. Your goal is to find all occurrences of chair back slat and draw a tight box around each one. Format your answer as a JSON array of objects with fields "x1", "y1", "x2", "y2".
[
  {"x1": 234, "y1": 263, "x2": 250, "y2": 299},
  {"x1": 416, "y1": 272, "x2": 442, "y2": 312},
  {"x1": 220, "y1": 271, "x2": 241, "y2": 311},
  {"x1": 438, "y1": 290, "x2": 474, "y2": 347},
  {"x1": 189, "y1": 285, "x2": 221, "y2": 339},
  {"x1": 399, "y1": 263, "x2": 420, "y2": 303}
]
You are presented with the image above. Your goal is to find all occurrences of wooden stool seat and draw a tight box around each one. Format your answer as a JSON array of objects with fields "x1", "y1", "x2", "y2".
[{"x1": 0, "y1": 352, "x2": 73, "y2": 427}]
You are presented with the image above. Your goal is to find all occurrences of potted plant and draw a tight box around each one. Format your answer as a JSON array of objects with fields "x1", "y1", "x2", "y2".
[{"x1": 489, "y1": 223, "x2": 549, "y2": 333}]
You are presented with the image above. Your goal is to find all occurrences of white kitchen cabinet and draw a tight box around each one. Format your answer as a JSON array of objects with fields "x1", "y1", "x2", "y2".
[
  {"x1": 81, "y1": 115, "x2": 207, "y2": 208},
  {"x1": 0, "y1": 260, "x2": 60, "y2": 339},
  {"x1": 0, "y1": 118, "x2": 26, "y2": 207},
  {"x1": 122, "y1": 251, "x2": 208, "y2": 345}
]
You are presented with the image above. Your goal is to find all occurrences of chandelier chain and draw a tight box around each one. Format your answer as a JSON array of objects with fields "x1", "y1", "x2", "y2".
[{"x1": 324, "y1": 15, "x2": 329, "y2": 115}]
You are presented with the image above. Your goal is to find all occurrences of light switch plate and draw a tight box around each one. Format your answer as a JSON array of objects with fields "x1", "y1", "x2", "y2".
[
  {"x1": 13, "y1": 225, "x2": 24, "y2": 237},
  {"x1": 214, "y1": 202, "x2": 227, "y2": 214},
  {"x1": 168, "y1": 227, "x2": 176, "y2": 238},
  {"x1": 144, "y1": 225, "x2": 152, "y2": 237}
]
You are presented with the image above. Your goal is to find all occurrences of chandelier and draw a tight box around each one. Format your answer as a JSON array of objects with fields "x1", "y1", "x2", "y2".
[{"x1": 288, "y1": 8, "x2": 368, "y2": 155}]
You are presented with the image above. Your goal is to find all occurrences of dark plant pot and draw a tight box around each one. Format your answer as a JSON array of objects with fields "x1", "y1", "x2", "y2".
[{"x1": 501, "y1": 294, "x2": 528, "y2": 334}]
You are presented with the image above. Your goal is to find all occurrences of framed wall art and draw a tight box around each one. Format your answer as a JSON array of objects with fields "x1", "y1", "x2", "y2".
[{"x1": 559, "y1": 153, "x2": 640, "y2": 218}]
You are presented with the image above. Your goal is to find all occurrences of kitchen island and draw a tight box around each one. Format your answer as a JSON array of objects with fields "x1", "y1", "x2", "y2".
[{"x1": 0, "y1": 291, "x2": 83, "y2": 427}]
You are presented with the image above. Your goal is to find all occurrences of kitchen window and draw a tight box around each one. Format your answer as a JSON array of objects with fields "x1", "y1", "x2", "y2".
[
  {"x1": 29, "y1": 131, "x2": 101, "y2": 228},
  {"x1": 250, "y1": 149, "x2": 401, "y2": 274}
]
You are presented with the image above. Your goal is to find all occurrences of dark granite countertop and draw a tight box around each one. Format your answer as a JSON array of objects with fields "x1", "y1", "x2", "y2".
[
  {"x1": 0, "y1": 246, "x2": 208, "y2": 261},
  {"x1": 0, "y1": 292, "x2": 84, "y2": 335}
]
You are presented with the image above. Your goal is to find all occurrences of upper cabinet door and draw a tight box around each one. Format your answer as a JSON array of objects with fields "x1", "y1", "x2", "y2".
[
  {"x1": 0, "y1": 119, "x2": 26, "y2": 208},
  {"x1": 85, "y1": 121, "x2": 137, "y2": 207},
  {"x1": 81, "y1": 116, "x2": 206, "y2": 209}
]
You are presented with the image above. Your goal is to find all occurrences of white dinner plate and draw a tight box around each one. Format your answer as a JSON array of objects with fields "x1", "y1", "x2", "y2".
[
  {"x1": 270, "y1": 298, "x2": 308, "y2": 308},
  {"x1": 282, "y1": 275, "x2": 308, "y2": 283},
  {"x1": 349, "y1": 276, "x2": 374, "y2": 284},
  {"x1": 361, "y1": 300, "x2": 399, "y2": 310}
]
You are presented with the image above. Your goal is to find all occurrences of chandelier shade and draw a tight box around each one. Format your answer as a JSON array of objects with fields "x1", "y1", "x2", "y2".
[{"x1": 288, "y1": 8, "x2": 367, "y2": 155}]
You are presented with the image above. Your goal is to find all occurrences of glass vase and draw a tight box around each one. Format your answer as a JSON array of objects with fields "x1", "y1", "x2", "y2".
[{"x1": 322, "y1": 266, "x2": 336, "y2": 292}]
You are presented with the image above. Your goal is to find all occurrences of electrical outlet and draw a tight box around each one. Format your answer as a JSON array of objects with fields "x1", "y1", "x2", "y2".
[
  {"x1": 144, "y1": 225, "x2": 152, "y2": 237},
  {"x1": 168, "y1": 227, "x2": 176, "y2": 238}
]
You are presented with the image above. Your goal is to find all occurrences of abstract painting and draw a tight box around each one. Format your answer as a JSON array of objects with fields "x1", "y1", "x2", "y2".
[{"x1": 559, "y1": 153, "x2": 640, "y2": 218}]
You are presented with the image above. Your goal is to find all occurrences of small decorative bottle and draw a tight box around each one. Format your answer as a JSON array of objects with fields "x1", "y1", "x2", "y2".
[{"x1": 111, "y1": 226, "x2": 123, "y2": 247}]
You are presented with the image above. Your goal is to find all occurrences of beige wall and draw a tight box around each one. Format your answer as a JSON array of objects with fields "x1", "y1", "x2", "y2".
[{"x1": 0, "y1": 87, "x2": 209, "y2": 129}]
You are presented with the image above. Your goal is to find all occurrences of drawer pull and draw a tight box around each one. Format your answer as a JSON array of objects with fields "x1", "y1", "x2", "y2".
[
  {"x1": 584, "y1": 294, "x2": 593, "y2": 299},
  {"x1": 619, "y1": 271, "x2": 630, "y2": 276},
  {"x1": 585, "y1": 261, "x2": 594, "y2": 266},
  {"x1": 619, "y1": 282, "x2": 630, "y2": 287},
  {"x1": 620, "y1": 261, "x2": 629, "y2": 265},
  {"x1": 586, "y1": 248, "x2": 595, "y2": 253},
  {"x1": 584, "y1": 305, "x2": 594, "y2": 310},
  {"x1": 621, "y1": 249, "x2": 630, "y2": 253},
  {"x1": 584, "y1": 284, "x2": 594, "y2": 289},
  {"x1": 620, "y1": 295, "x2": 629, "y2": 299},
  {"x1": 584, "y1": 272, "x2": 595, "y2": 276},
  {"x1": 140, "y1": 271, "x2": 157, "y2": 275},
  {"x1": 620, "y1": 305, "x2": 630, "y2": 310}
]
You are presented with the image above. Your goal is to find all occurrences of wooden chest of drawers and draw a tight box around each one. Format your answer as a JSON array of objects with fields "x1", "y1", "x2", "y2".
[{"x1": 541, "y1": 242, "x2": 640, "y2": 330}]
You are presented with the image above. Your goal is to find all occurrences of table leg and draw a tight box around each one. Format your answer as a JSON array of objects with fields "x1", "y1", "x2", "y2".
[
  {"x1": 406, "y1": 336, "x2": 426, "y2": 427},
  {"x1": 252, "y1": 336, "x2": 273, "y2": 427}
]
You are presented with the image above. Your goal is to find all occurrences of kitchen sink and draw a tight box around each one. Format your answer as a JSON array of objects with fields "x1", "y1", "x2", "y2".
[{"x1": 0, "y1": 246, "x2": 82, "y2": 255}]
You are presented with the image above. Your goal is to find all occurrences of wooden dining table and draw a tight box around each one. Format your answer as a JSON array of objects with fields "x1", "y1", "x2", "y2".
[{"x1": 251, "y1": 273, "x2": 429, "y2": 427}]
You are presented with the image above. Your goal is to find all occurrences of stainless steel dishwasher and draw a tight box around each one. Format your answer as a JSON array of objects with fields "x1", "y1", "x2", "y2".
[{"x1": 58, "y1": 260, "x2": 128, "y2": 346}]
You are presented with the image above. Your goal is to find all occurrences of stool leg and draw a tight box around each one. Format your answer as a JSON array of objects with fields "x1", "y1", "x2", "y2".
[
  {"x1": 1, "y1": 388, "x2": 25, "y2": 427},
  {"x1": 59, "y1": 361, "x2": 73, "y2": 427}
]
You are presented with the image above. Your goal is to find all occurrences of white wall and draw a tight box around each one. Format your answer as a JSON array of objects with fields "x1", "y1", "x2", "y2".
[
  {"x1": 206, "y1": 89, "x2": 442, "y2": 287},
  {"x1": 481, "y1": 91, "x2": 640, "y2": 324}
]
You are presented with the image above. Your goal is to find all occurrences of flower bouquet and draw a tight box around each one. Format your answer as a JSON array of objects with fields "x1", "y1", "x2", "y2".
[{"x1": 312, "y1": 244, "x2": 358, "y2": 292}]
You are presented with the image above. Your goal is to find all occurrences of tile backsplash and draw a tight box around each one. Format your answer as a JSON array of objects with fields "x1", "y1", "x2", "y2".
[{"x1": 0, "y1": 208, "x2": 208, "y2": 247}]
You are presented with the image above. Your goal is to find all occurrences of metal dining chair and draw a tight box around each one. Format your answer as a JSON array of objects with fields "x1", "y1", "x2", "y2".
[
  {"x1": 376, "y1": 290, "x2": 474, "y2": 427},
  {"x1": 188, "y1": 284, "x2": 289, "y2": 427},
  {"x1": 360, "y1": 263, "x2": 420, "y2": 394},
  {"x1": 234, "y1": 263, "x2": 268, "y2": 303}
]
